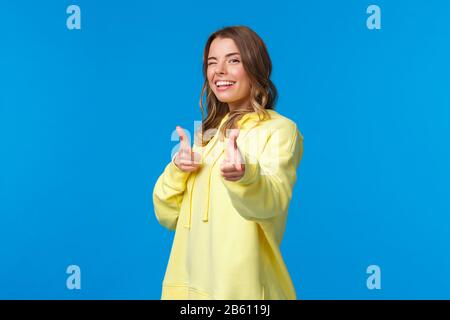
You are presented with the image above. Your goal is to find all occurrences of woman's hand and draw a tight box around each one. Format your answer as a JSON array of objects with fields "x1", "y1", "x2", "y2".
[
  {"x1": 174, "y1": 126, "x2": 202, "y2": 172},
  {"x1": 220, "y1": 128, "x2": 245, "y2": 181}
]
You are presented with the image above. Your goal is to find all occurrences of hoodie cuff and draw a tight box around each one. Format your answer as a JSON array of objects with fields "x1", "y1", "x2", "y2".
[{"x1": 166, "y1": 151, "x2": 191, "y2": 185}]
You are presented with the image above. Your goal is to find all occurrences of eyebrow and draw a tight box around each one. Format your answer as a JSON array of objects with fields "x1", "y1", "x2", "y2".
[{"x1": 207, "y1": 52, "x2": 240, "y2": 60}]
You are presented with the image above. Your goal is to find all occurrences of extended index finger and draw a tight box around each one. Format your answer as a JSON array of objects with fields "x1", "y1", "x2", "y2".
[{"x1": 176, "y1": 126, "x2": 192, "y2": 154}]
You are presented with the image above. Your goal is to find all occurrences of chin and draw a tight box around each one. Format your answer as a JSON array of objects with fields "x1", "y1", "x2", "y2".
[
  {"x1": 217, "y1": 97, "x2": 239, "y2": 104},
  {"x1": 212, "y1": 92, "x2": 234, "y2": 102}
]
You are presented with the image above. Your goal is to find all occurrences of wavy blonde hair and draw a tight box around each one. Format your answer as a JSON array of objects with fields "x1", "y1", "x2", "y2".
[{"x1": 196, "y1": 26, "x2": 278, "y2": 147}]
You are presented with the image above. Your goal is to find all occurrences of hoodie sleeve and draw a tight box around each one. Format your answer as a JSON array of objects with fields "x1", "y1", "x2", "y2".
[
  {"x1": 152, "y1": 151, "x2": 192, "y2": 230},
  {"x1": 221, "y1": 122, "x2": 304, "y2": 222}
]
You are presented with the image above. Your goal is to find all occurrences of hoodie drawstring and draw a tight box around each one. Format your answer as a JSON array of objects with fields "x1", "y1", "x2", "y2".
[
  {"x1": 202, "y1": 152, "x2": 223, "y2": 223},
  {"x1": 183, "y1": 112, "x2": 257, "y2": 230},
  {"x1": 184, "y1": 119, "x2": 226, "y2": 230}
]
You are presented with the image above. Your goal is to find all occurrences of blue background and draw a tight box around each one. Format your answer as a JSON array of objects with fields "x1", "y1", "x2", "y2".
[{"x1": 1, "y1": 0, "x2": 449, "y2": 299}]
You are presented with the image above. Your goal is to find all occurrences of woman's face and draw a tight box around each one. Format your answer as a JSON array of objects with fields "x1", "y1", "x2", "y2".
[{"x1": 207, "y1": 37, "x2": 252, "y2": 111}]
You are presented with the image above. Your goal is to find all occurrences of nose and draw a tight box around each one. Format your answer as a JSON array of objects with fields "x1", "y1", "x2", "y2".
[{"x1": 215, "y1": 60, "x2": 227, "y2": 75}]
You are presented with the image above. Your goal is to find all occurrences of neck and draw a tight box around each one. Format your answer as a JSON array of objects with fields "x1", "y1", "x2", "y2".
[{"x1": 227, "y1": 97, "x2": 252, "y2": 113}]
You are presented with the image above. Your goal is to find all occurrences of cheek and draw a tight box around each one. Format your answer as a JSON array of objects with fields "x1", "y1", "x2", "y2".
[
  {"x1": 207, "y1": 72, "x2": 213, "y2": 83},
  {"x1": 236, "y1": 75, "x2": 250, "y2": 92},
  {"x1": 233, "y1": 69, "x2": 250, "y2": 87},
  {"x1": 207, "y1": 69, "x2": 215, "y2": 82}
]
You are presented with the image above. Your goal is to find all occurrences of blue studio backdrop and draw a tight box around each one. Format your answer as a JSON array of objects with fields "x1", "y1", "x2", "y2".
[{"x1": 1, "y1": 1, "x2": 450, "y2": 299}]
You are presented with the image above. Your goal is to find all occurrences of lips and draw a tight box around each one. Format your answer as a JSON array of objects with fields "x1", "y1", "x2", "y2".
[
  {"x1": 214, "y1": 80, "x2": 236, "y2": 93},
  {"x1": 216, "y1": 83, "x2": 235, "y2": 92},
  {"x1": 215, "y1": 80, "x2": 236, "y2": 87}
]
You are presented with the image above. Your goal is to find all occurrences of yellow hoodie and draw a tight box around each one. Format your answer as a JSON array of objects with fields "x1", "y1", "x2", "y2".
[{"x1": 153, "y1": 109, "x2": 304, "y2": 300}]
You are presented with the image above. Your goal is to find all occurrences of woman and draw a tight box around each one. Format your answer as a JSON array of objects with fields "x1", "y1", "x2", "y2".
[{"x1": 153, "y1": 25, "x2": 304, "y2": 300}]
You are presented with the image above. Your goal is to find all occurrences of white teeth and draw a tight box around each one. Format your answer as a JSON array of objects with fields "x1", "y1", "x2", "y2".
[{"x1": 216, "y1": 81, "x2": 236, "y2": 87}]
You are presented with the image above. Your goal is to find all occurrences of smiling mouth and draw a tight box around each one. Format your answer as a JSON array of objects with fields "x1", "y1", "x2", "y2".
[{"x1": 215, "y1": 81, "x2": 237, "y2": 88}]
